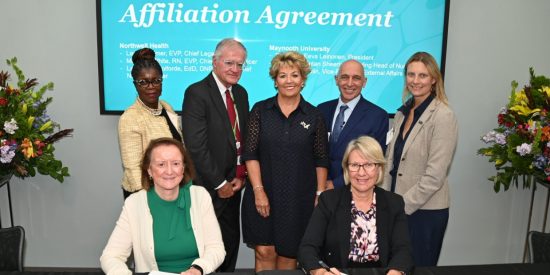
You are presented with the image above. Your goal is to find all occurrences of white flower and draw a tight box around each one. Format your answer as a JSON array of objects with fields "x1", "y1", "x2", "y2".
[
  {"x1": 3, "y1": 118, "x2": 18, "y2": 135},
  {"x1": 516, "y1": 143, "x2": 532, "y2": 156}
]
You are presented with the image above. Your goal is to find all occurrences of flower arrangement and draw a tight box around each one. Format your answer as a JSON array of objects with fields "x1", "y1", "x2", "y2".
[
  {"x1": 478, "y1": 68, "x2": 550, "y2": 192},
  {"x1": 0, "y1": 57, "x2": 73, "y2": 182}
]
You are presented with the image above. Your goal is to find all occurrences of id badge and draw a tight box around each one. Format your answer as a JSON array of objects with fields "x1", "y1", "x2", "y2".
[{"x1": 386, "y1": 128, "x2": 394, "y2": 145}]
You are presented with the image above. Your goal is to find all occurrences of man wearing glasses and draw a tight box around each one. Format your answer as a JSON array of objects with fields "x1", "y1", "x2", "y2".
[
  {"x1": 182, "y1": 38, "x2": 249, "y2": 272},
  {"x1": 317, "y1": 59, "x2": 389, "y2": 190}
]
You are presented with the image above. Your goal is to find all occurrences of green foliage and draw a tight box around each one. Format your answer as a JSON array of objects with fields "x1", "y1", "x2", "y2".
[
  {"x1": 0, "y1": 57, "x2": 73, "y2": 183},
  {"x1": 478, "y1": 68, "x2": 550, "y2": 192}
]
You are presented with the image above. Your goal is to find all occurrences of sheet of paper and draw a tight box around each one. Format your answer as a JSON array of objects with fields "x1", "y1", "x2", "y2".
[{"x1": 149, "y1": 271, "x2": 179, "y2": 275}]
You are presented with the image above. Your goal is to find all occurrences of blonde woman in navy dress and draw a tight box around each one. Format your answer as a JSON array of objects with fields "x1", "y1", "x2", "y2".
[{"x1": 241, "y1": 51, "x2": 329, "y2": 271}]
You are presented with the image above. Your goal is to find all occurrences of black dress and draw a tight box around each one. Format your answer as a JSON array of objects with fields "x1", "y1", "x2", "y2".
[{"x1": 241, "y1": 95, "x2": 329, "y2": 258}]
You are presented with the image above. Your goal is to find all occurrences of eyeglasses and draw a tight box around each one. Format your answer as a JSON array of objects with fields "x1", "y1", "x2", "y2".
[
  {"x1": 134, "y1": 78, "x2": 163, "y2": 87},
  {"x1": 348, "y1": 162, "x2": 379, "y2": 173},
  {"x1": 222, "y1": 60, "x2": 246, "y2": 70}
]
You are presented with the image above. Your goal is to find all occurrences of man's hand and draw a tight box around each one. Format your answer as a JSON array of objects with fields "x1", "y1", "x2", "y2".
[
  {"x1": 230, "y1": 177, "x2": 245, "y2": 192},
  {"x1": 217, "y1": 182, "x2": 235, "y2": 198}
]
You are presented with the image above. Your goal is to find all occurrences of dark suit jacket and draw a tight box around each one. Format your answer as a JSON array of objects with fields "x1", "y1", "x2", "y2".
[
  {"x1": 181, "y1": 72, "x2": 249, "y2": 195},
  {"x1": 298, "y1": 186, "x2": 413, "y2": 274},
  {"x1": 318, "y1": 97, "x2": 389, "y2": 188}
]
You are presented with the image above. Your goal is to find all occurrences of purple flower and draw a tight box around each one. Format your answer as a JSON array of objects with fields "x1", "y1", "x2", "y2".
[
  {"x1": 534, "y1": 155, "x2": 548, "y2": 170},
  {"x1": 32, "y1": 100, "x2": 43, "y2": 108},
  {"x1": 33, "y1": 113, "x2": 50, "y2": 129},
  {"x1": 482, "y1": 131, "x2": 497, "y2": 143},
  {"x1": 516, "y1": 143, "x2": 532, "y2": 156},
  {"x1": 0, "y1": 144, "x2": 15, "y2": 163},
  {"x1": 495, "y1": 133, "x2": 507, "y2": 145}
]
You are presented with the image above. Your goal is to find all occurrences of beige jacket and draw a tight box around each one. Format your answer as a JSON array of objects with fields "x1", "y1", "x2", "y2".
[
  {"x1": 118, "y1": 99, "x2": 182, "y2": 192},
  {"x1": 100, "y1": 186, "x2": 226, "y2": 275},
  {"x1": 382, "y1": 99, "x2": 458, "y2": 214}
]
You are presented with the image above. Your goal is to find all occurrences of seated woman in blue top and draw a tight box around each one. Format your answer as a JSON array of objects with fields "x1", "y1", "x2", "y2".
[
  {"x1": 298, "y1": 136, "x2": 413, "y2": 275},
  {"x1": 101, "y1": 137, "x2": 225, "y2": 275}
]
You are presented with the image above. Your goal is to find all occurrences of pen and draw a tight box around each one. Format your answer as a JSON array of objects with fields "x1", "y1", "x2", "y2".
[{"x1": 318, "y1": 260, "x2": 332, "y2": 273}]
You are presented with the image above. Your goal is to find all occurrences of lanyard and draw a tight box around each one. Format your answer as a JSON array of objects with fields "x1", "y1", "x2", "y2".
[{"x1": 226, "y1": 90, "x2": 240, "y2": 139}]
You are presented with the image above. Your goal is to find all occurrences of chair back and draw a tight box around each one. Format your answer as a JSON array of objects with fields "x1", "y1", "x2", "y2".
[
  {"x1": 528, "y1": 230, "x2": 550, "y2": 263},
  {"x1": 0, "y1": 226, "x2": 25, "y2": 271}
]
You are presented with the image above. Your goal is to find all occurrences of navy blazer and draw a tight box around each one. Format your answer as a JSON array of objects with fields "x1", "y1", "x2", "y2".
[
  {"x1": 318, "y1": 97, "x2": 389, "y2": 188},
  {"x1": 298, "y1": 186, "x2": 413, "y2": 274}
]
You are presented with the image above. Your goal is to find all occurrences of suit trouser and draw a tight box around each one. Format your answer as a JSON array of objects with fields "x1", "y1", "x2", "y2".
[
  {"x1": 212, "y1": 191, "x2": 241, "y2": 272},
  {"x1": 407, "y1": 208, "x2": 449, "y2": 267}
]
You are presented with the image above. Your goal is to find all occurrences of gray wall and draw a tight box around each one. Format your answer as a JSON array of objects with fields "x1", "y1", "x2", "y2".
[{"x1": 1, "y1": 0, "x2": 549, "y2": 268}]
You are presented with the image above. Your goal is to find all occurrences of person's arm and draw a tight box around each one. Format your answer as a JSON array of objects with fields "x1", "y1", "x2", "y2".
[
  {"x1": 190, "y1": 188, "x2": 226, "y2": 274},
  {"x1": 315, "y1": 167, "x2": 328, "y2": 204},
  {"x1": 242, "y1": 105, "x2": 270, "y2": 217},
  {"x1": 373, "y1": 111, "x2": 390, "y2": 154},
  {"x1": 402, "y1": 107, "x2": 458, "y2": 214},
  {"x1": 181, "y1": 86, "x2": 226, "y2": 191},
  {"x1": 247, "y1": 159, "x2": 270, "y2": 217},
  {"x1": 299, "y1": 192, "x2": 339, "y2": 273},
  {"x1": 385, "y1": 195, "x2": 413, "y2": 274},
  {"x1": 313, "y1": 113, "x2": 329, "y2": 196},
  {"x1": 310, "y1": 267, "x2": 341, "y2": 275},
  {"x1": 381, "y1": 113, "x2": 402, "y2": 192},
  {"x1": 100, "y1": 203, "x2": 133, "y2": 275},
  {"x1": 118, "y1": 112, "x2": 144, "y2": 192}
]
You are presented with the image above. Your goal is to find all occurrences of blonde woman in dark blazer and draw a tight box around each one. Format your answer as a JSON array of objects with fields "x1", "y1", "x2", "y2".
[
  {"x1": 299, "y1": 136, "x2": 413, "y2": 275},
  {"x1": 382, "y1": 52, "x2": 458, "y2": 267}
]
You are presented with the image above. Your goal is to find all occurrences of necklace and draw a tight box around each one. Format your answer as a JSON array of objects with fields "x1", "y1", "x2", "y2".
[{"x1": 137, "y1": 97, "x2": 162, "y2": 116}]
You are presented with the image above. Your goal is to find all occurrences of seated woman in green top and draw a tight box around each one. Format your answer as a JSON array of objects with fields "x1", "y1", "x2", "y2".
[{"x1": 101, "y1": 137, "x2": 226, "y2": 275}]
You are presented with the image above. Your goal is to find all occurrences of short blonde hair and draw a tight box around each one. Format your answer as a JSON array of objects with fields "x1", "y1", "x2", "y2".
[
  {"x1": 269, "y1": 51, "x2": 311, "y2": 84},
  {"x1": 341, "y1": 136, "x2": 386, "y2": 185},
  {"x1": 402, "y1": 51, "x2": 448, "y2": 105}
]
